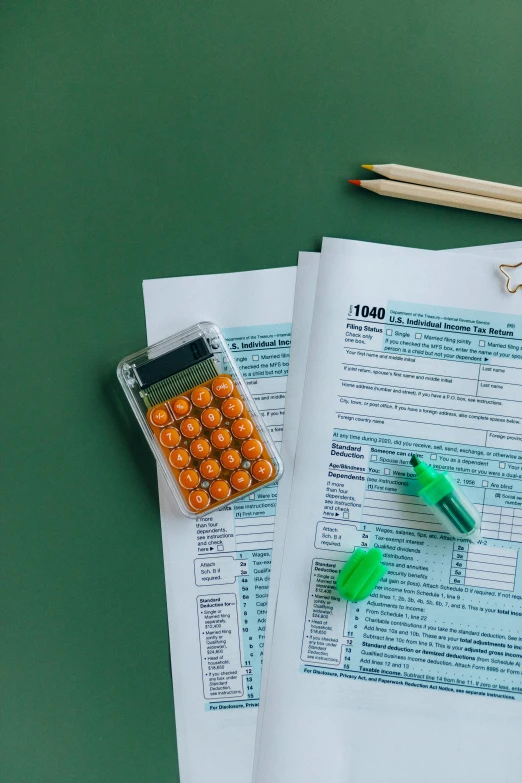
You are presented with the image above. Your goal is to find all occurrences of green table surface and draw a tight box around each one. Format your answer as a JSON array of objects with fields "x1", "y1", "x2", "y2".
[{"x1": 3, "y1": 1, "x2": 522, "y2": 780}]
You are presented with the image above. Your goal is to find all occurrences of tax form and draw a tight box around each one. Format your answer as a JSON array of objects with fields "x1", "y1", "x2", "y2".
[
  {"x1": 255, "y1": 239, "x2": 522, "y2": 783},
  {"x1": 143, "y1": 267, "x2": 296, "y2": 783},
  {"x1": 257, "y1": 241, "x2": 522, "y2": 745}
]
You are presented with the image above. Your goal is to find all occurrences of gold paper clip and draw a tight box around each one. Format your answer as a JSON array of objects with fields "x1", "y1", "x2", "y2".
[{"x1": 499, "y1": 261, "x2": 522, "y2": 294}]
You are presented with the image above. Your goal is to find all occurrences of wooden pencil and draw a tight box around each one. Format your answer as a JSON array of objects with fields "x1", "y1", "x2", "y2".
[
  {"x1": 348, "y1": 178, "x2": 522, "y2": 220},
  {"x1": 362, "y1": 163, "x2": 522, "y2": 203}
]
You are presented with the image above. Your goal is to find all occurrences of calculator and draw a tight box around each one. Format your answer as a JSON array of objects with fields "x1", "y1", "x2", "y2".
[{"x1": 117, "y1": 322, "x2": 283, "y2": 517}]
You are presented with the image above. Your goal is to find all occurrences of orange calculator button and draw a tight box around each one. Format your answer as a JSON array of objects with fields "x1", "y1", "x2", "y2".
[
  {"x1": 212, "y1": 376, "x2": 234, "y2": 398},
  {"x1": 221, "y1": 397, "x2": 244, "y2": 419},
  {"x1": 171, "y1": 397, "x2": 191, "y2": 419},
  {"x1": 191, "y1": 387, "x2": 212, "y2": 407},
  {"x1": 251, "y1": 459, "x2": 273, "y2": 481},
  {"x1": 190, "y1": 438, "x2": 212, "y2": 459},
  {"x1": 180, "y1": 417, "x2": 202, "y2": 438},
  {"x1": 201, "y1": 407, "x2": 222, "y2": 429},
  {"x1": 179, "y1": 469, "x2": 200, "y2": 489},
  {"x1": 231, "y1": 418, "x2": 253, "y2": 439},
  {"x1": 210, "y1": 479, "x2": 231, "y2": 501},
  {"x1": 189, "y1": 489, "x2": 210, "y2": 512},
  {"x1": 169, "y1": 448, "x2": 190, "y2": 469},
  {"x1": 150, "y1": 406, "x2": 171, "y2": 427},
  {"x1": 241, "y1": 439, "x2": 263, "y2": 460},
  {"x1": 211, "y1": 428, "x2": 232, "y2": 449},
  {"x1": 160, "y1": 427, "x2": 181, "y2": 448},
  {"x1": 221, "y1": 449, "x2": 242, "y2": 470},
  {"x1": 200, "y1": 459, "x2": 221, "y2": 480},
  {"x1": 230, "y1": 470, "x2": 252, "y2": 491}
]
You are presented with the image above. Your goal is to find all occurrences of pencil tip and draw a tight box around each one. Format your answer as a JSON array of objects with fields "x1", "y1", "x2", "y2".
[
  {"x1": 348, "y1": 179, "x2": 361, "y2": 186},
  {"x1": 361, "y1": 164, "x2": 373, "y2": 171}
]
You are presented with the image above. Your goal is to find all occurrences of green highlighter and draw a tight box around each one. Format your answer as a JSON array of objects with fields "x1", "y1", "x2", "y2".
[{"x1": 410, "y1": 455, "x2": 481, "y2": 541}]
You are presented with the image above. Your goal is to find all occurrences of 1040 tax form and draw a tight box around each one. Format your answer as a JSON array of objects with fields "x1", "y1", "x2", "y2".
[
  {"x1": 255, "y1": 240, "x2": 522, "y2": 783},
  {"x1": 143, "y1": 267, "x2": 296, "y2": 783}
]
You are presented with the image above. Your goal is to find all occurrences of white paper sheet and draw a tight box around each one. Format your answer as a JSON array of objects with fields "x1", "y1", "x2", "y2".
[
  {"x1": 143, "y1": 267, "x2": 297, "y2": 783},
  {"x1": 142, "y1": 242, "x2": 522, "y2": 783},
  {"x1": 254, "y1": 239, "x2": 522, "y2": 783},
  {"x1": 256, "y1": 241, "x2": 522, "y2": 757},
  {"x1": 255, "y1": 253, "x2": 320, "y2": 717}
]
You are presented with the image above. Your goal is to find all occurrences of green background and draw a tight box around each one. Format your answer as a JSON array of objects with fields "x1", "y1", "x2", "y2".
[{"x1": 2, "y1": 1, "x2": 522, "y2": 780}]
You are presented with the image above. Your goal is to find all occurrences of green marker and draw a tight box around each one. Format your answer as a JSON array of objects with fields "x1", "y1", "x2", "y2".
[{"x1": 410, "y1": 455, "x2": 481, "y2": 541}]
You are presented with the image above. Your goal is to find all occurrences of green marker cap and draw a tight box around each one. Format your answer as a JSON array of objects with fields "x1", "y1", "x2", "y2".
[{"x1": 336, "y1": 547, "x2": 387, "y2": 602}]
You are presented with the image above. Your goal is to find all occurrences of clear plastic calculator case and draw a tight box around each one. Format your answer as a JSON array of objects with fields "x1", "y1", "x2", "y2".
[{"x1": 117, "y1": 322, "x2": 283, "y2": 517}]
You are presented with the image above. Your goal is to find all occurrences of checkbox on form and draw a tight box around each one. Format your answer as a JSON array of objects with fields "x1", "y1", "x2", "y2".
[
  {"x1": 479, "y1": 340, "x2": 485, "y2": 347},
  {"x1": 415, "y1": 333, "x2": 421, "y2": 339},
  {"x1": 386, "y1": 329, "x2": 392, "y2": 336}
]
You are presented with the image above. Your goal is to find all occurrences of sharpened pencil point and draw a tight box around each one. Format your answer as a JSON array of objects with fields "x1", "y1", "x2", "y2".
[
  {"x1": 361, "y1": 165, "x2": 373, "y2": 171},
  {"x1": 348, "y1": 180, "x2": 361, "y2": 186}
]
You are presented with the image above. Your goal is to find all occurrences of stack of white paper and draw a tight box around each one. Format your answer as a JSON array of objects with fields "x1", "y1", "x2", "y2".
[{"x1": 143, "y1": 240, "x2": 522, "y2": 783}]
